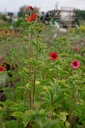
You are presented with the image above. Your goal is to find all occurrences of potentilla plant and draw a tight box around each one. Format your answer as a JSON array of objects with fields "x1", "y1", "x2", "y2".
[{"x1": 0, "y1": 6, "x2": 85, "y2": 128}]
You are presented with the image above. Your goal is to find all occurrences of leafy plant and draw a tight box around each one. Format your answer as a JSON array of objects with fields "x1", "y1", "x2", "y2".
[{"x1": 0, "y1": 7, "x2": 85, "y2": 128}]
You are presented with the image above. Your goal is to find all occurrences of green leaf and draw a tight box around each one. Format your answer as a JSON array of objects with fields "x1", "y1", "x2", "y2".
[
  {"x1": 65, "y1": 121, "x2": 70, "y2": 128},
  {"x1": 57, "y1": 112, "x2": 68, "y2": 122},
  {"x1": 53, "y1": 95, "x2": 64, "y2": 104},
  {"x1": 12, "y1": 111, "x2": 24, "y2": 118}
]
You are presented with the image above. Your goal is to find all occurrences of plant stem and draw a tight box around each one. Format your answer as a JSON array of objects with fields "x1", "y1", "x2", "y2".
[
  {"x1": 68, "y1": 93, "x2": 77, "y2": 127},
  {"x1": 33, "y1": 68, "x2": 36, "y2": 104},
  {"x1": 36, "y1": 38, "x2": 38, "y2": 61},
  {"x1": 29, "y1": 32, "x2": 33, "y2": 109},
  {"x1": 33, "y1": 38, "x2": 38, "y2": 104}
]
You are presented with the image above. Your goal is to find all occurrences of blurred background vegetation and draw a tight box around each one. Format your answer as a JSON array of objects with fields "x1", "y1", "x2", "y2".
[{"x1": 0, "y1": 4, "x2": 85, "y2": 39}]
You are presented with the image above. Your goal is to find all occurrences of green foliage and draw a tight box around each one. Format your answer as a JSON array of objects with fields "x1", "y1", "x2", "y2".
[
  {"x1": 1, "y1": 14, "x2": 7, "y2": 21},
  {"x1": 0, "y1": 11, "x2": 85, "y2": 128},
  {"x1": 12, "y1": 18, "x2": 24, "y2": 29},
  {"x1": 77, "y1": 25, "x2": 85, "y2": 33},
  {"x1": 76, "y1": 10, "x2": 85, "y2": 20}
]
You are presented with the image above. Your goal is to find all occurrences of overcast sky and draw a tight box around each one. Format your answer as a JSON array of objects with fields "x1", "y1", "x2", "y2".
[{"x1": 0, "y1": 0, "x2": 85, "y2": 13}]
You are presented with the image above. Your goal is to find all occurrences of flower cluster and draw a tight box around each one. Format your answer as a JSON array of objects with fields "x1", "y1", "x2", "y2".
[
  {"x1": 0, "y1": 66, "x2": 5, "y2": 72},
  {"x1": 49, "y1": 51, "x2": 80, "y2": 69},
  {"x1": 27, "y1": 14, "x2": 37, "y2": 22},
  {"x1": 27, "y1": 5, "x2": 81, "y2": 70}
]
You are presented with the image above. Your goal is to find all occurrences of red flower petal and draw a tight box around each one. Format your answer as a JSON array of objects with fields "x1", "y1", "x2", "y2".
[
  {"x1": 74, "y1": 47, "x2": 79, "y2": 51},
  {"x1": 0, "y1": 66, "x2": 5, "y2": 72},
  {"x1": 50, "y1": 52, "x2": 59, "y2": 61},
  {"x1": 27, "y1": 14, "x2": 37, "y2": 22},
  {"x1": 29, "y1": 6, "x2": 34, "y2": 10}
]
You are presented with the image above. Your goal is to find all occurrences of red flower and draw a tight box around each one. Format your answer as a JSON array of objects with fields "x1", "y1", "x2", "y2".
[
  {"x1": 27, "y1": 14, "x2": 37, "y2": 22},
  {"x1": 0, "y1": 66, "x2": 5, "y2": 72},
  {"x1": 71, "y1": 60, "x2": 80, "y2": 69},
  {"x1": 29, "y1": 6, "x2": 34, "y2": 10},
  {"x1": 74, "y1": 47, "x2": 79, "y2": 51},
  {"x1": 50, "y1": 52, "x2": 59, "y2": 61}
]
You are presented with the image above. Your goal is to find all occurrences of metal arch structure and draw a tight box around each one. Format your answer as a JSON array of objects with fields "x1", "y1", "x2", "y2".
[{"x1": 40, "y1": 7, "x2": 80, "y2": 28}]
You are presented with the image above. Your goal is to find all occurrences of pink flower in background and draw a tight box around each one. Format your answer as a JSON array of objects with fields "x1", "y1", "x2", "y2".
[
  {"x1": 50, "y1": 52, "x2": 59, "y2": 61},
  {"x1": 71, "y1": 60, "x2": 80, "y2": 69},
  {"x1": 29, "y1": 6, "x2": 34, "y2": 10}
]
